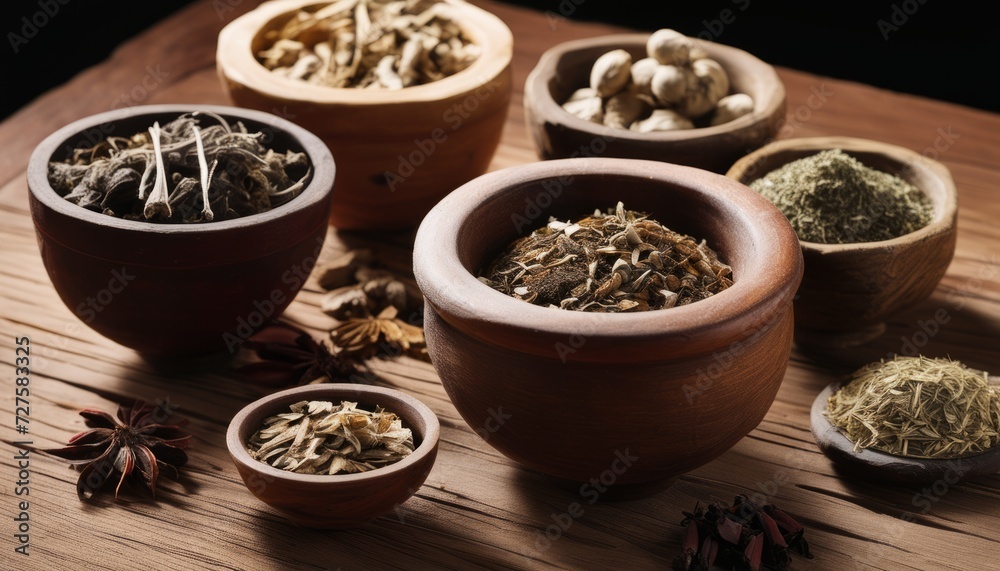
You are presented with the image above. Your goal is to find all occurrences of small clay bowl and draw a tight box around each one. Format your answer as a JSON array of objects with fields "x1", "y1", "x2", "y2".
[
  {"x1": 27, "y1": 104, "x2": 335, "y2": 357},
  {"x1": 524, "y1": 34, "x2": 785, "y2": 174},
  {"x1": 217, "y1": 0, "x2": 513, "y2": 230},
  {"x1": 727, "y1": 136, "x2": 958, "y2": 348},
  {"x1": 227, "y1": 383, "x2": 440, "y2": 529},
  {"x1": 811, "y1": 381, "x2": 1000, "y2": 483},
  {"x1": 413, "y1": 158, "x2": 803, "y2": 498}
]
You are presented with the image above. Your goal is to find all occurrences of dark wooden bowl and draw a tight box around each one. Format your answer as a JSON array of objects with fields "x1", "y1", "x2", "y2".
[
  {"x1": 413, "y1": 158, "x2": 803, "y2": 498},
  {"x1": 226, "y1": 384, "x2": 440, "y2": 529},
  {"x1": 27, "y1": 104, "x2": 335, "y2": 357},
  {"x1": 524, "y1": 34, "x2": 785, "y2": 174},
  {"x1": 811, "y1": 381, "x2": 1000, "y2": 483},
  {"x1": 217, "y1": 0, "x2": 513, "y2": 230},
  {"x1": 727, "y1": 137, "x2": 958, "y2": 347}
]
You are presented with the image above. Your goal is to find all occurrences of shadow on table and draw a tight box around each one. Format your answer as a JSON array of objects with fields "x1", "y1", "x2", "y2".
[{"x1": 794, "y1": 296, "x2": 1000, "y2": 374}]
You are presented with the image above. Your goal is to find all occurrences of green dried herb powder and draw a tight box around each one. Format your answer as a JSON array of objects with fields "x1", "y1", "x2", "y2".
[
  {"x1": 750, "y1": 149, "x2": 933, "y2": 244},
  {"x1": 826, "y1": 356, "x2": 1000, "y2": 459}
]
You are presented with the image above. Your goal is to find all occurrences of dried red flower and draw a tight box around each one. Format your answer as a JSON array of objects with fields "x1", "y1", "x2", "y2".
[{"x1": 45, "y1": 401, "x2": 190, "y2": 500}]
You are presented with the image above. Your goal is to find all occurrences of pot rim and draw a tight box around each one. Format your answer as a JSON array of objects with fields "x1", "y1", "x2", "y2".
[
  {"x1": 217, "y1": 0, "x2": 513, "y2": 105},
  {"x1": 524, "y1": 33, "x2": 786, "y2": 144},
  {"x1": 226, "y1": 383, "x2": 440, "y2": 487},
  {"x1": 413, "y1": 158, "x2": 804, "y2": 360}
]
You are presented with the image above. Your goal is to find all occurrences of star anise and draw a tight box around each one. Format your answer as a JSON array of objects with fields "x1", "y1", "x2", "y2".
[
  {"x1": 330, "y1": 306, "x2": 429, "y2": 361},
  {"x1": 236, "y1": 321, "x2": 365, "y2": 386},
  {"x1": 44, "y1": 401, "x2": 190, "y2": 500}
]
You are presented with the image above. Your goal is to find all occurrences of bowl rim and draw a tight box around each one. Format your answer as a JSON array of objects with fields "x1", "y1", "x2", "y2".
[
  {"x1": 217, "y1": 0, "x2": 513, "y2": 105},
  {"x1": 226, "y1": 383, "x2": 441, "y2": 486},
  {"x1": 726, "y1": 136, "x2": 959, "y2": 254},
  {"x1": 524, "y1": 33, "x2": 786, "y2": 142},
  {"x1": 27, "y1": 103, "x2": 336, "y2": 236},
  {"x1": 413, "y1": 157, "x2": 804, "y2": 360}
]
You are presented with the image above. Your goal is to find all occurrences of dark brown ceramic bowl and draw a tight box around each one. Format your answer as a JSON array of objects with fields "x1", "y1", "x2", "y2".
[
  {"x1": 727, "y1": 137, "x2": 958, "y2": 347},
  {"x1": 413, "y1": 158, "x2": 803, "y2": 498},
  {"x1": 218, "y1": 0, "x2": 513, "y2": 230},
  {"x1": 27, "y1": 104, "x2": 335, "y2": 357},
  {"x1": 227, "y1": 384, "x2": 439, "y2": 528},
  {"x1": 524, "y1": 34, "x2": 785, "y2": 174},
  {"x1": 811, "y1": 381, "x2": 1000, "y2": 484}
]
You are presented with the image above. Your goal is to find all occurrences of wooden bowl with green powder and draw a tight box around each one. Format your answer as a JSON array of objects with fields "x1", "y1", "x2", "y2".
[
  {"x1": 810, "y1": 357, "x2": 1000, "y2": 483},
  {"x1": 727, "y1": 137, "x2": 958, "y2": 346}
]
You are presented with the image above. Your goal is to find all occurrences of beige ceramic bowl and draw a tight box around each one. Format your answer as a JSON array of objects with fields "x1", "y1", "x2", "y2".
[{"x1": 218, "y1": 0, "x2": 513, "y2": 230}]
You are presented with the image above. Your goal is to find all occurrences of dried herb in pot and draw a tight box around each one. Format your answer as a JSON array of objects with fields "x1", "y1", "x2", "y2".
[
  {"x1": 257, "y1": 0, "x2": 481, "y2": 89},
  {"x1": 48, "y1": 112, "x2": 312, "y2": 223},
  {"x1": 479, "y1": 202, "x2": 733, "y2": 312},
  {"x1": 247, "y1": 400, "x2": 414, "y2": 474},
  {"x1": 749, "y1": 149, "x2": 933, "y2": 244},
  {"x1": 673, "y1": 495, "x2": 812, "y2": 571},
  {"x1": 826, "y1": 356, "x2": 1000, "y2": 459}
]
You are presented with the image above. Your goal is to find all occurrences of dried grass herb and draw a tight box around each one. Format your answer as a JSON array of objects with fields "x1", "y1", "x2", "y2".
[
  {"x1": 479, "y1": 202, "x2": 733, "y2": 312},
  {"x1": 750, "y1": 149, "x2": 933, "y2": 244},
  {"x1": 826, "y1": 356, "x2": 1000, "y2": 459},
  {"x1": 48, "y1": 112, "x2": 311, "y2": 223},
  {"x1": 257, "y1": 0, "x2": 480, "y2": 89},
  {"x1": 247, "y1": 400, "x2": 414, "y2": 474}
]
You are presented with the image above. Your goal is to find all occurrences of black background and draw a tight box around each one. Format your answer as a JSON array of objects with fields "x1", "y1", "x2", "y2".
[{"x1": 2, "y1": 0, "x2": 995, "y2": 120}]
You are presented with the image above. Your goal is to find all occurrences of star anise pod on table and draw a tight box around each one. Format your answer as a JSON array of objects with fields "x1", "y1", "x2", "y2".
[
  {"x1": 44, "y1": 401, "x2": 190, "y2": 501},
  {"x1": 236, "y1": 321, "x2": 365, "y2": 386},
  {"x1": 330, "y1": 306, "x2": 429, "y2": 361}
]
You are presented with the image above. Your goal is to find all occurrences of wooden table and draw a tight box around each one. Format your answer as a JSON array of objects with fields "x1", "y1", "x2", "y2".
[{"x1": 2, "y1": 2, "x2": 998, "y2": 569}]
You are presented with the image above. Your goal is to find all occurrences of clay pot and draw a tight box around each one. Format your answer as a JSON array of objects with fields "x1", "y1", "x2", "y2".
[
  {"x1": 227, "y1": 384, "x2": 440, "y2": 528},
  {"x1": 727, "y1": 136, "x2": 958, "y2": 349},
  {"x1": 524, "y1": 34, "x2": 785, "y2": 173},
  {"x1": 413, "y1": 158, "x2": 803, "y2": 498},
  {"x1": 217, "y1": 0, "x2": 513, "y2": 230},
  {"x1": 27, "y1": 104, "x2": 335, "y2": 357}
]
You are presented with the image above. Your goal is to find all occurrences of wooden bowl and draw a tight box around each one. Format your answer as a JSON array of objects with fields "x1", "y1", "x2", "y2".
[
  {"x1": 412, "y1": 158, "x2": 803, "y2": 498},
  {"x1": 727, "y1": 137, "x2": 958, "y2": 347},
  {"x1": 26, "y1": 104, "x2": 335, "y2": 357},
  {"x1": 523, "y1": 34, "x2": 785, "y2": 174},
  {"x1": 227, "y1": 383, "x2": 440, "y2": 529},
  {"x1": 810, "y1": 381, "x2": 1000, "y2": 483},
  {"x1": 217, "y1": 0, "x2": 513, "y2": 230}
]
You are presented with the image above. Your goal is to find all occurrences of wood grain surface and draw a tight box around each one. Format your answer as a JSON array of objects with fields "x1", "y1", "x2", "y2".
[{"x1": 1, "y1": 1, "x2": 998, "y2": 570}]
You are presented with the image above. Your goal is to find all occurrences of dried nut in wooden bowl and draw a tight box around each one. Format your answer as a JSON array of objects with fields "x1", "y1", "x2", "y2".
[{"x1": 561, "y1": 28, "x2": 754, "y2": 132}]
